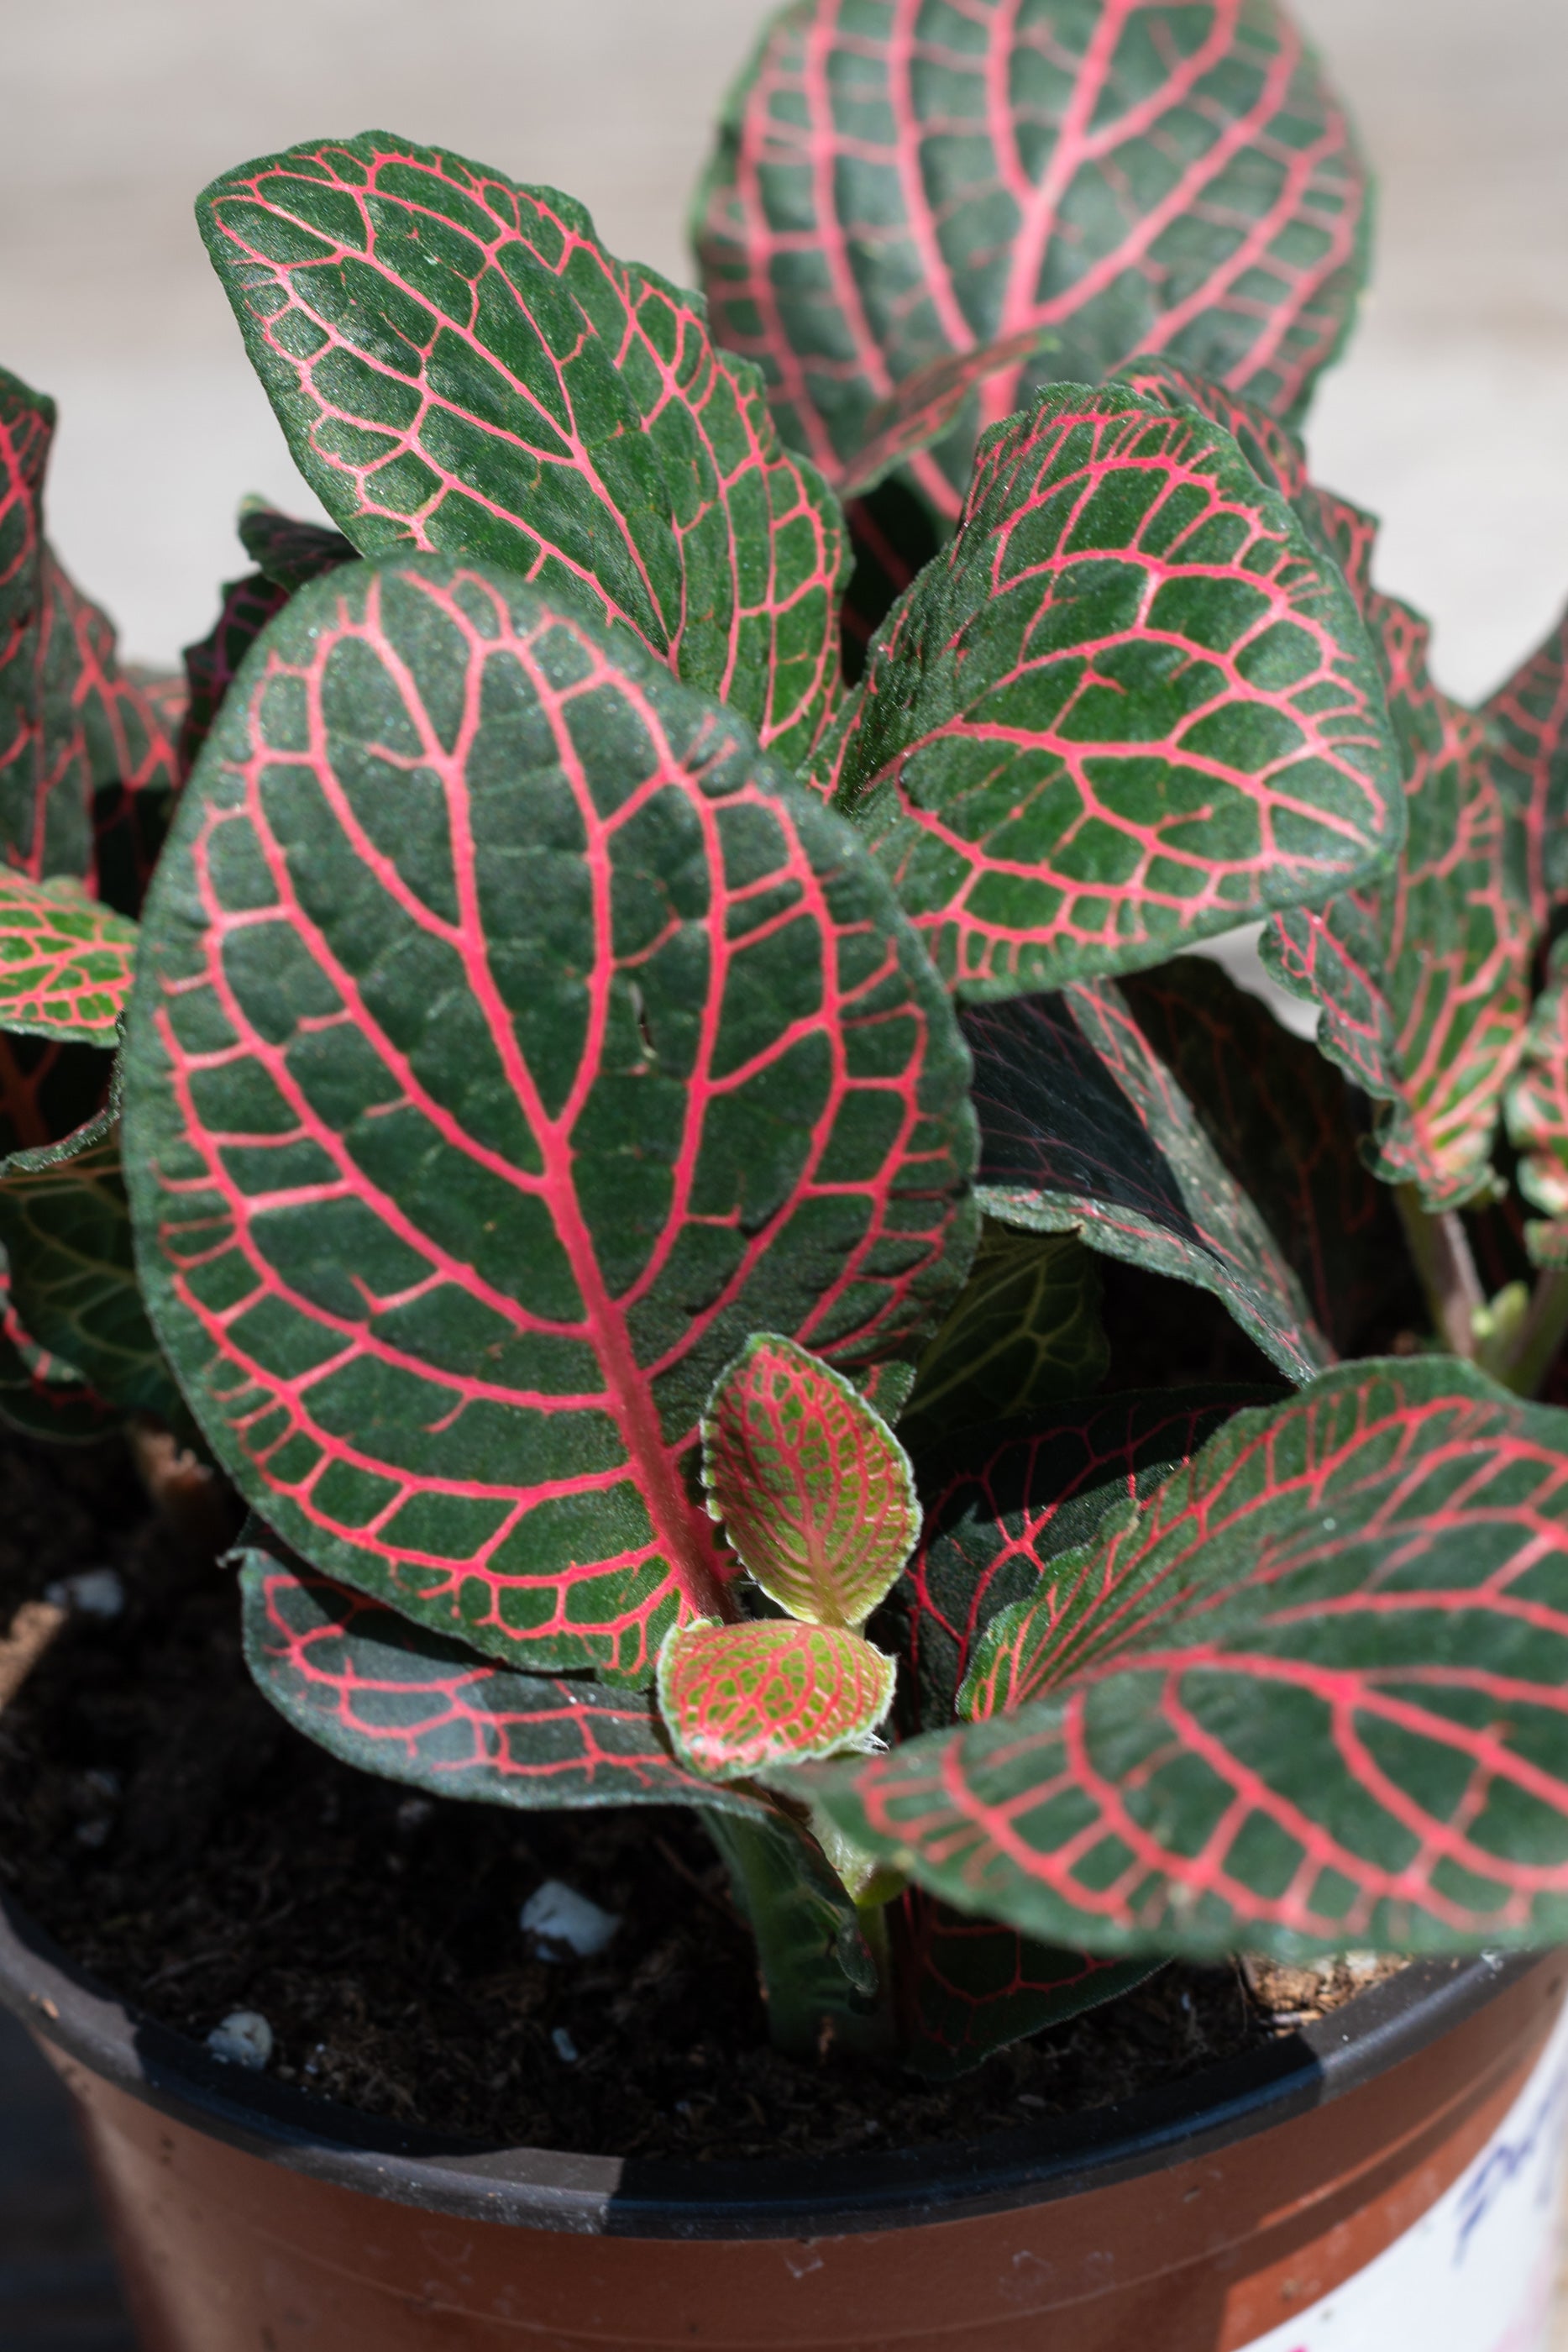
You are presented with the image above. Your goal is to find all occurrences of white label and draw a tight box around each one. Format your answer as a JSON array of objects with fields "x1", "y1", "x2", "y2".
[{"x1": 1242, "y1": 1987, "x2": 1568, "y2": 2352}]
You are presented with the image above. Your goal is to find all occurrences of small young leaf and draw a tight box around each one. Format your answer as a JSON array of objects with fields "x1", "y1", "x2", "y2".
[
  {"x1": 1506, "y1": 937, "x2": 1568, "y2": 1270},
  {"x1": 0, "y1": 1257, "x2": 115, "y2": 1442},
  {"x1": 657, "y1": 1616, "x2": 895, "y2": 1780},
  {"x1": 199, "y1": 132, "x2": 846, "y2": 769},
  {"x1": 0, "y1": 871, "x2": 137, "y2": 1045},
  {"x1": 899, "y1": 1227, "x2": 1108, "y2": 1452},
  {"x1": 123, "y1": 557, "x2": 977, "y2": 1686},
  {"x1": 894, "y1": 1387, "x2": 1272, "y2": 1729},
  {"x1": 901, "y1": 1892, "x2": 1161, "y2": 2080},
  {"x1": 239, "y1": 1537, "x2": 765, "y2": 1816},
  {"x1": 235, "y1": 501, "x2": 355, "y2": 596},
  {"x1": 695, "y1": 0, "x2": 1370, "y2": 520},
  {"x1": 702, "y1": 1333, "x2": 919, "y2": 1628},
  {"x1": 965, "y1": 984, "x2": 1331, "y2": 1383},
  {"x1": 815, "y1": 1359, "x2": 1568, "y2": 1959},
  {"x1": 814, "y1": 385, "x2": 1402, "y2": 1000}
]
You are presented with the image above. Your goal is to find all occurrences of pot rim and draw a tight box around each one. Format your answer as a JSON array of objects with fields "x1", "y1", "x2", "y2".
[{"x1": 0, "y1": 1889, "x2": 1548, "y2": 2240}]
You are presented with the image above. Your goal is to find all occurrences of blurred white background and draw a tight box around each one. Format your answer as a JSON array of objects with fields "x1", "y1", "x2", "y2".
[{"x1": 1, "y1": 0, "x2": 1565, "y2": 706}]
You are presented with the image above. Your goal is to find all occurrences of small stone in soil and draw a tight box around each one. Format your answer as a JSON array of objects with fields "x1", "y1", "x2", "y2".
[
  {"x1": 43, "y1": 1567, "x2": 123, "y2": 1619},
  {"x1": 522, "y1": 1878, "x2": 621, "y2": 1961},
  {"x1": 207, "y1": 2010, "x2": 274, "y2": 2069},
  {"x1": 552, "y1": 2027, "x2": 580, "y2": 2064}
]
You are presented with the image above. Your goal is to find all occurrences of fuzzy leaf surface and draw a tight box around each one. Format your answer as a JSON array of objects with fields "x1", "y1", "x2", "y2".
[
  {"x1": 964, "y1": 984, "x2": 1330, "y2": 1381},
  {"x1": 695, "y1": 0, "x2": 1370, "y2": 522},
  {"x1": 200, "y1": 132, "x2": 845, "y2": 768},
  {"x1": 899, "y1": 1226, "x2": 1108, "y2": 1452},
  {"x1": 0, "y1": 872, "x2": 138, "y2": 1045},
  {"x1": 658, "y1": 1615, "x2": 895, "y2": 1778},
  {"x1": 815, "y1": 386, "x2": 1401, "y2": 998},
  {"x1": 240, "y1": 1540, "x2": 764, "y2": 1814},
  {"x1": 902, "y1": 1892, "x2": 1160, "y2": 2078},
  {"x1": 892, "y1": 1386, "x2": 1268, "y2": 1728},
  {"x1": 1118, "y1": 956, "x2": 1404, "y2": 1356},
  {"x1": 0, "y1": 1131, "x2": 181, "y2": 1421},
  {"x1": 123, "y1": 558, "x2": 977, "y2": 1685},
  {"x1": 703, "y1": 1332, "x2": 918, "y2": 1625},
  {"x1": 816, "y1": 1360, "x2": 1568, "y2": 1958}
]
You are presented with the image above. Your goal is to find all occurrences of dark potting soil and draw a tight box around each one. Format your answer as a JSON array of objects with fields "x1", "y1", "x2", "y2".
[{"x1": 0, "y1": 1430, "x2": 1348, "y2": 2165}]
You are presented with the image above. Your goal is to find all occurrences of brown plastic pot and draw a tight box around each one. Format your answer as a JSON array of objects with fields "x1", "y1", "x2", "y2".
[{"x1": 3, "y1": 1892, "x2": 1565, "y2": 2352}]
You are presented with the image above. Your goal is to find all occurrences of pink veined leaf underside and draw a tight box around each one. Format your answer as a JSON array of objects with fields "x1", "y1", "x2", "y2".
[
  {"x1": 810, "y1": 383, "x2": 1403, "y2": 1002},
  {"x1": 0, "y1": 870, "x2": 138, "y2": 1045},
  {"x1": 962, "y1": 982, "x2": 1332, "y2": 1383},
  {"x1": 701, "y1": 1331, "x2": 918, "y2": 1626},
  {"x1": 198, "y1": 132, "x2": 846, "y2": 772},
  {"x1": 1115, "y1": 953, "x2": 1408, "y2": 1359},
  {"x1": 656, "y1": 1615, "x2": 895, "y2": 1779},
  {"x1": 1117, "y1": 356, "x2": 1541, "y2": 1210},
  {"x1": 238, "y1": 1536, "x2": 768, "y2": 1816},
  {"x1": 0, "y1": 367, "x2": 181, "y2": 884},
  {"x1": 898, "y1": 1891, "x2": 1161, "y2": 2079},
  {"x1": 695, "y1": 0, "x2": 1371, "y2": 523},
  {"x1": 122, "y1": 555, "x2": 978, "y2": 1687},
  {"x1": 812, "y1": 1358, "x2": 1568, "y2": 1960}
]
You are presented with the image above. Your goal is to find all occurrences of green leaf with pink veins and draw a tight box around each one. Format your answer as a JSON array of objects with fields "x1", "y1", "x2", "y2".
[
  {"x1": 702, "y1": 1332, "x2": 920, "y2": 1629},
  {"x1": 657, "y1": 1615, "x2": 896, "y2": 1780}
]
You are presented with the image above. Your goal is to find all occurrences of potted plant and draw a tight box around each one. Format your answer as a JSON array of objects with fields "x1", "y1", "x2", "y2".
[{"x1": 3, "y1": 2, "x2": 1568, "y2": 2344}]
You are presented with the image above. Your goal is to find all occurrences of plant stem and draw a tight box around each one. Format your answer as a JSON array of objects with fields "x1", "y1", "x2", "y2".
[
  {"x1": 1494, "y1": 1272, "x2": 1568, "y2": 1398},
  {"x1": 701, "y1": 1805, "x2": 894, "y2": 2060},
  {"x1": 1394, "y1": 1186, "x2": 1485, "y2": 1358}
]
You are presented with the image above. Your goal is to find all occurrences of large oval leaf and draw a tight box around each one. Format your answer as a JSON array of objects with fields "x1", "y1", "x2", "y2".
[
  {"x1": 894, "y1": 1385, "x2": 1269, "y2": 1727},
  {"x1": 695, "y1": 0, "x2": 1371, "y2": 521},
  {"x1": 199, "y1": 133, "x2": 846, "y2": 769},
  {"x1": 1123, "y1": 358, "x2": 1543, "y2": 1212},
  {"x1": 0, "y1": 1257, "x2": 115, "y2": 1442},
  {"x1": 123, "y1": 557, "x2": 977, "y2": 1685},
  {"x1": 817, "y1": 1360, "x2": 1568, "y2": 1958},
  {"x1": 239, "y1": 1537, "x2": 765, "y2": 1815},
  {"x1": 964, "y1": 984, "x2": 1332, "y2": 1381},
  {"x1": 0, "y1": 369, "x2": 181, "y2": 884},
  {"x1": 0, "y1": 1130, "x2": 181, "y2": 1423},
  {"x1": 815, "y1": 385, "x2": 1403, "y2": 998}
]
